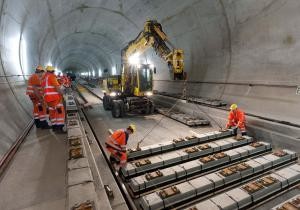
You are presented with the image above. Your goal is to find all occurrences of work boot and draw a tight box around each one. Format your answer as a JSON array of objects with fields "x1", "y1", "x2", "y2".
[
  {"x1": 235, "y1": 134, "x2": 245, "y2": 140},
  {"x1": 109, "y1": 155, "x2": 117, "y2": 164},
  {"x1": 34, "y1": 119, "x2": 41, "y2": 128},
  {"x1": 55, "y1": 125, "x2": 67, "y2": 134},
  {"x1": 40, "y1": 121, "x2": 51, "y2": 129}
]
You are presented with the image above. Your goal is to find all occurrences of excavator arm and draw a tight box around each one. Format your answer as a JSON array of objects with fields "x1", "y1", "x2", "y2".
[{"x1": 122, "y1": 20, "x2": 184, "y2": 80}]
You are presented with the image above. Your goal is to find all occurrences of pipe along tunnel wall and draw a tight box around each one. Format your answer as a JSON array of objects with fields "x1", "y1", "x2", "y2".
[{"x1": 0, "y1": 0, "x2": 299, "y2": 163}]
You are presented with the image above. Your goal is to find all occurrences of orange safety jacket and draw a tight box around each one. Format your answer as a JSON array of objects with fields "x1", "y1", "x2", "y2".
[
  {"x1": 105, "y1": 129, "x2": 127, "y2": 152},
  {"x1": 226, "y1": 109, "x2": 246, "y2": 131},
  {"x1": 41, "y1": 72, "x2": 61, "y2": 103},
  {"x1": 26, "y1": 73, "x2": 43, "y2": 99}
]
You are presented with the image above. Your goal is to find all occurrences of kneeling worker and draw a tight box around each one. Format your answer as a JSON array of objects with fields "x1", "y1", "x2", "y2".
[
  {"x1": 105, "y1": 124, "x2": 136, "y2": 167},
  {"x1": 225, "y1": 104, "x2": 246, "y2": 140}
]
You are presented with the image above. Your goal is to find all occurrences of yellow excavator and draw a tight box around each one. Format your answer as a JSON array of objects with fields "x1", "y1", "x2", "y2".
[{"x1": 102, "y1": 20, "x2": 185, "y2": 118}]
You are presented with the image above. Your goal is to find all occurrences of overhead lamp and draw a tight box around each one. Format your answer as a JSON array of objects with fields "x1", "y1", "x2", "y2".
[{"x1": 128, "y1": 52, "x2": 140, "y2": 65}]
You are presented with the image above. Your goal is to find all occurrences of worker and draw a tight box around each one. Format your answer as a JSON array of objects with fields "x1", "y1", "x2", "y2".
[
  {"x1": 105, "y1": 124, "x2": 136, "y2": 166},
  {"x1": 41, "y1": 66, "x2": 66, "y2": 133},
  {"x1": 225, "y1": 104, "x2": 246, "y2": 140},
  {"x1": 57, "y1": 72, "x2": 63, "y2": 85},
  {"x1": 26, "y1": 65, "x2": 49, "y2": 128}
]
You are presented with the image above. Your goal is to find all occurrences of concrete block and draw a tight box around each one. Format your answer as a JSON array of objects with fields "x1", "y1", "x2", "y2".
[
  {"x1": 269, "y1": 173, "x2": 289, "y2": 188},
  {"x1": 68, "y1": 158, "x2": 89, "y2": 170},
  {"x1": 275, "y1": 168, "x2": 300, "y2": 185},
  {"x1": 205, "y1": 173, "x2": 224, "y2": 189},
  {"x1": 188, "y1": 200, "x2": 219, "y2": 210},
  {"x1": 289, "y1": 163, "x2": 300, "y2": 172},
  {"x1": 207, "y1": 142, "x2": 221, "y2": 152},
  {"x1": 254, "y1": 157, "x2": 273, "y2": 170},
  {"x1": 68, "y1": 167, "x2": 93, "y2": 186},
  {"x1": 140, "y1": 193, "x2": 164, "y2": 210},
  {"x1": 234, "y1": 147, "x2": 249, "y2": 157},
  {"x1": 134, "y1": 156, "x2": 164, "y2": 173},
  {"x1": 160, "y1": 151, "x2": 183, "y2": 166},
  {"x1": 162, "y1": 182, "x2": 196, "y2": 208},
  {"x1": 188, "y1": 177, "x2": 214, "y2": 195},
  {"x1": 224, "y1": 150, "x2": 241, "y2": 161},
  {"x1": 225, "y1": 188, "x2": 252, "y2": 209},
  {"x1": 210, "y1": 193, "x2": 238, "y2": 210},
  {"x1": 179, "y1": 160, "x2": 202, "y2": 175},
  {"x1": 68, "y1": 127, "x2": 83, "y2": 139},
  {"x1": 129, "y1": 176, "x2": 146, "y2": 192},
  {"x1": 214, "y1": 139, "x2": 231, "y2": 150},
  {"x1": 246, "y1": 159, "x2": 263, "y2": 173},
  {"x1": 68, "y1": 182, "x2": 97, "y2": 210}
]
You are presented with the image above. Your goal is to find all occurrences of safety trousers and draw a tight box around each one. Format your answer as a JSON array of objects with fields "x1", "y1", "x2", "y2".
[
  {"x1": 30, "y1": 98, "x2": 48, "y2": 128},
  {"x1": 47, "y1": 98, "x2": 65, "y2": 128},
  {"x1": 107, "y1": 147, "x2": 127, "y2": 165}
]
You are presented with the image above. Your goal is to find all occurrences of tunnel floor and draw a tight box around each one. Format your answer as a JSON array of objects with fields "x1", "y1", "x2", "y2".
[{"x1": 0, "y1": 127, "x2": 67, "y2": 210}]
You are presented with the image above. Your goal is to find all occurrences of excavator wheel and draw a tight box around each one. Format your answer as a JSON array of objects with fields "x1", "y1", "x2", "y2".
[
  {"x1": 111, "y1": 101, "x2": 121, "y2": 118},
  {"x1": 119, "y1": 100, "x2": 125, "y2": 117}
]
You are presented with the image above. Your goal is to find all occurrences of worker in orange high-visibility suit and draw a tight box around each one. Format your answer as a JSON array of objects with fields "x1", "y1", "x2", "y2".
[
  {"x1": 225, "y1": 104, "x2": 247, "y2": 140},
  {"x1": 26, "y1": 65, "x2": 50, "y2": 128},
  {"x1": 41, "y1": 66, "x2": 65, "y2": 133},
  {"x1": 105, "y1": 124, "x2": 136, "y2": 167}
]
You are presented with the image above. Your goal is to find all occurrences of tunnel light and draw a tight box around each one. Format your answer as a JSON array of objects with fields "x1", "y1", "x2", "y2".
[
  {"x1": 20, "y1": 38, "x2": 29, "y2": 75},
  {"x1": 112, "y1": 66, "x2": 116, "y2": 75},
  {"x1": 98, "y1": 69, "x2": 102, "y2": 77},
  {"x1": 145, "y1": 91, "x2": 153, "y2": 96},
  {"x1": 149, "y1": 64, "x2": 154, "y2": 69},
  {"x1": 129, "y1": 52, "x2": 140, "y2": 65},
  {"x1": 92, "y1": 70, "x2": 95, "y2": 77},
  {"x1": 46, "y1": 62, "x2": 53, "y2": 67},
  {"x1": 109, "y1": 92, "x2": 117, "y2": 97}
]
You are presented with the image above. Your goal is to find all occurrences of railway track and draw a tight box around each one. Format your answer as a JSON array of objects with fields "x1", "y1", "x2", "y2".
[{"x1": 76, "y1": 82, "x2": 300, "y2": 210}]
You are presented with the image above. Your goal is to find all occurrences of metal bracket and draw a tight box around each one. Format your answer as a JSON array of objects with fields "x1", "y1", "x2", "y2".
[
  {"x1": 145, "y1": 170, "x2": 163, "y2": 180},
  {"x1": 173, "y1": 138, "x2": 185, "y2": 144},
  {"x1": 185, "y1": 135, "x2": 197, "y2": 140},
  {"x1": 71, "y1": 200, "x2": 94, "y2": 210},
  {"x1": 135, "y1": 159, "x2": 151, "y2": 167},
  {"x1": 184, "y1": 147, "x2": 199, "y2": 154},
  {"x1": 69, "y1": 147, "x2": 84, "y2": 159},
  {"x1": 198, "y1": 144, "x2": 211, "y2": 150},
  {"x1": 104, "y1": 185, "x2": 114, "y2": 199},
  {"x1": 127, "y1": 147, "x2": 141, "y2": 153},
  {"x1": 235, "y1": 163, "x2": 250, "y2": 171},
  {"x1": 258, "y1": 176, "x2": 278, "y2": 187},
  {"x1": 214, "y1": 152, "x2": 227, "y2": 159},
  {"x1": 220, "y1": 168, "x2": 236, "y2": 177},
  {"x1": 250, "y1": 142, "x2": 263, "y2": 148},
  {"x1": 273, "y1": 150, "x2": 287, "y2": 157},
  {"x1": 159, "y1": 186, "x2": 180, "y2": 199},
  {"x1": 68, "y1": 120, "x2": 79, "y2": 126},
  {"x1": 242, "y1": 181, "x2": 264, "y2": 194},
  {"x1": 199, "y1": 155, "x2": 214, "y2": 163},
  {"x1": 70, "y1": 138, "x2": 82, "y2": 146}
]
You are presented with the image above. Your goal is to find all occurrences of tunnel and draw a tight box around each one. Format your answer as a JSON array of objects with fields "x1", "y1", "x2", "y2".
[{"x1": 0, "y1": 0, "x2": 299, "y2": 210}]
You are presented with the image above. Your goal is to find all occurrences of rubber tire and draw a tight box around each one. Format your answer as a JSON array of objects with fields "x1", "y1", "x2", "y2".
[
  {"x1": 119, "y1": 100, "x2": 125, "y2": 117},
  {"x1": 112, "y1": 101, "x2": 121, "y2": 118}
]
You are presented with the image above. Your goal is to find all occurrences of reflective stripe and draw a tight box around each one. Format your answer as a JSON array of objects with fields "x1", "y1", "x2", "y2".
[
  {"x1": 45, "y1": 92, "x2": 59, "y2": 95},
  {"x1": 106, "y1": 142, "x2": 123, "y2": 152}
]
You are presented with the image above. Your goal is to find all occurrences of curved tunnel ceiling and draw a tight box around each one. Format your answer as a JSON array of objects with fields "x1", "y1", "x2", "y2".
[{"x1": 0, "y1": 0, "x2": 299, "y2": 126}]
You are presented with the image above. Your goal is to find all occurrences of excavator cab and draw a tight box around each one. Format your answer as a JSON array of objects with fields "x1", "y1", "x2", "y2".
[{"x1": 134, "y1": 64, "x2": 154, "y2": 96}]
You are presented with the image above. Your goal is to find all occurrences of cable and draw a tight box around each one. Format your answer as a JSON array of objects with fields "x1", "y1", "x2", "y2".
[{"x1": 136, "y1": 78, "x2": 188, "y2": 149}]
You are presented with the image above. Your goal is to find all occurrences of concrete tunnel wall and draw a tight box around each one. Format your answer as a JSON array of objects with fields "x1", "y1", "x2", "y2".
[{"x1": 0, "y1": 0, "x2": 299, "y2": 160}]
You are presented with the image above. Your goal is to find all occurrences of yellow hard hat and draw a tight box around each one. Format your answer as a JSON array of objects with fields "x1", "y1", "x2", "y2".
[
  {"x1": 46, "y1": 66, "x2": 55, "y2": 72},
  {"x1": 128, "y1": 124, "x2": 136, "y2": 133},
  {"x1": 230, "y1": 104, "x2": 238, "y2": 110},
  {"x1": 36, "y1": 65, "x2": 44, "y2": 71}
]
